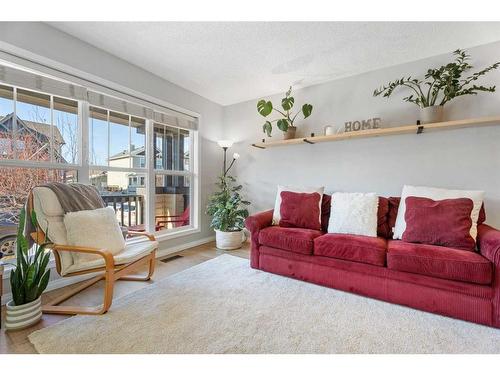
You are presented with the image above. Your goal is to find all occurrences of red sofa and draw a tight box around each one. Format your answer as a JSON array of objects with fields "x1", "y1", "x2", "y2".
[{"x1": 245, "y1": 195, "x2": 500, "y2": 328}]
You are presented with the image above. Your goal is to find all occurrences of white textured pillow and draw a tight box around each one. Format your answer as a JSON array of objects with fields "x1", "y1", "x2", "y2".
[
  {"x1": 64, "y1": 207, "x2": 126, "y2": 263},
  {"x1": 393, "y1": 185, "x2": 484, "y2": 240},
  {"x1": 328, "y1": 192, "x2": 379, "y2": 237},
  {"x1": 272, "y1": 185, "x2": 324, "y2": 225}
]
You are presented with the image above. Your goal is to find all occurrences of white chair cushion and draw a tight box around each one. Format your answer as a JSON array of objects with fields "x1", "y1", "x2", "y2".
[
  {"x1": 62, "y1": 240, "x2": 158, "y2": 275},
  {"x1": 64, "y1": 207, "x2": 126, "y2": 264}
]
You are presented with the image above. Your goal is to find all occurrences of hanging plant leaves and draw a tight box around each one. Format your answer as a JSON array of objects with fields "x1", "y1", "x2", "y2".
[
  {"x1": 302, "y1": 104, "x2": 313, "y2": 118},
  {"x1": 281, "y1": 96, "x2": 295, "y2": 111},
  {"x1": 262, "y1": 121, "x2": 272, "y2": 137},
  {"x1": 277, "y1": 119, "x2": 289, "y2": 132},
  {"x1": 257, "y1": 100, "x2": 273, "y2": 117}
]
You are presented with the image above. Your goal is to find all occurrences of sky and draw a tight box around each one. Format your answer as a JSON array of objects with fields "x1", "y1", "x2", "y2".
[{"x1": 0, "y1": 95, "x2": 145, "y2": 166}]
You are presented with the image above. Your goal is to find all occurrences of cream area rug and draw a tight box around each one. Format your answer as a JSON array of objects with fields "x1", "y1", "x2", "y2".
[{"x1": 29, "y1": 254, "x2": 500, "y2": 354}]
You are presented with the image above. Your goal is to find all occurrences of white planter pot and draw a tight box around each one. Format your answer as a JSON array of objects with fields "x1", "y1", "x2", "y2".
[
  {"x1": 215, "y1": 229, "x2": 245, "y2": 250},
  {"x1": 420, "y1": 105, "x2": 444, "y2": 124},
  {"x1": 5, "y1": 297, "x2": 42, "y2": 331}
]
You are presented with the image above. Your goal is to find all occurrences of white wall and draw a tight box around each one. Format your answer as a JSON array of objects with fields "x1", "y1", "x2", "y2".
[
  {"x1": 223, "y1": 41, "x2": 500, "y2": 228},
  {"x1": 0, "y1": 22, "x2": 225, "y2": 250}
]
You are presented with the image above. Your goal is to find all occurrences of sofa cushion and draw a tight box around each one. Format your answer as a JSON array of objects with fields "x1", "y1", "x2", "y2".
[
  {"x1": 279, "y1": 191, "x2": 322, "y2": 230},
  {"x1": 314, "y1": 234, "x2": 387, "y2": 266},
  {"x1": 387, "y1": 240, "x2": 492, "y2": 285},
  {"x1": 402, "y1": 196, "x2": 475, "y2": 251},
  {"x1": 323, "y1": 195, "x2": 392, "y2": 238},
  {"x1": 259, "y1": 226, "x2": 323, "y2": 255}
]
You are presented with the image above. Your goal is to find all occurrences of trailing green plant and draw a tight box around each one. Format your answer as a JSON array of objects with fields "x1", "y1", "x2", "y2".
[
  {"x1": 373, "y1": 49, "x2": 500, "y2": 107},
  {"x1": 9, "y1": 207, "x2": 51, "y2": 306},
  {"x1": 258, "y1": 86, "x2": 313, "y2": 137},
  {"x1": 206, "y1": 154, "x2": 250, "y2": 232}
]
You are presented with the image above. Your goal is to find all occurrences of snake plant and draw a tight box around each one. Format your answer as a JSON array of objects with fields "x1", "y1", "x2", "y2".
[{"x1": 9, "y1": 207, "x2": 51, "y2": 306}]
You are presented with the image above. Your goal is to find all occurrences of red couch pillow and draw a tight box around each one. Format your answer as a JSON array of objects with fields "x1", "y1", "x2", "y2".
[
  {"x1": 402, "y1": 196, "x2": 475, "y2": 251},
  {"x1": 280, "y1": 191, "x2": 322, "y2": 231}
]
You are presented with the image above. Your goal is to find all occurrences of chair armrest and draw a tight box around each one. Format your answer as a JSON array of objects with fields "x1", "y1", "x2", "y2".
[
  {"x1": 52, "y1": 244, "x2": 115, "y2": 269},
  {"x1": 244, "y1": 209, "x2": 274, "y2": 235},
  {"x1": 477, "y1": 224, "x2": 500, "y2": 266},
  {"x1": 127, "y1": 231, "x2": 156, "y2": 241}
]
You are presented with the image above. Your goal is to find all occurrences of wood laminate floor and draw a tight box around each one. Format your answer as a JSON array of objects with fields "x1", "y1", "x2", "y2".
[{"x1": 0, "y1": 241, "x2": 250, "y2": 354}]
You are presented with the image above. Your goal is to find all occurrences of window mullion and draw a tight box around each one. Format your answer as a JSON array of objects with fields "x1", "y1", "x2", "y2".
[{"x1": 79, "y1": 100, "x2": 90, "y2": 184}]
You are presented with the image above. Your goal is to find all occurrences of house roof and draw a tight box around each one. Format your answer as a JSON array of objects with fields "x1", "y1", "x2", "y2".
[
  {"x1": 0, "y1": 113, "x2": 65, "y2": 144},
  {"x1": 109, "y1": 146, "x2": 146, "y2": 161}
]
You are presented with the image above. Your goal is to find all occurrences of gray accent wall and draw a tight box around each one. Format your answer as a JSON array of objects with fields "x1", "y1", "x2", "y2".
[{"x1": 223, "y1": 41, "x2": 500, "y2": 228}]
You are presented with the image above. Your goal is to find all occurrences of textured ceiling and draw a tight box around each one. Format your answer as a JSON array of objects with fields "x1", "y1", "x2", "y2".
[{"x1": 48, "y1": 22, "x2": 500, "y2": 105}]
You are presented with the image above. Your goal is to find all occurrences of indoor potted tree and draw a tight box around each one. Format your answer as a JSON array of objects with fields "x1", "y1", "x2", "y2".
[
  {"x1": 5, "y1": 208, "x2": 51, "y2": 330},
  {"x1": 373, "y1": 49, "x2": 500, "y2": 123},
  {"x1": 207, "y1": 144, "x2": 250, "y2": 250},
  {"x1": 257, "y1": 86, "x2": 313, "y2": 139}
]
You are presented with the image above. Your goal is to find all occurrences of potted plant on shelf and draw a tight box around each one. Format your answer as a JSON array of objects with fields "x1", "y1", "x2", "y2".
[
  {"x1": 257, "y1": 86, "x2": 313, "y2": 139},
  {"x1": 5, "y1": 208, "x2": 51, "y2": 330},
  {"x1": 373, "y1": 49, "x2": 500, "y2": 123},
  {"x1": 207, "y1": 141, "x2": 250, "y2": 250}
]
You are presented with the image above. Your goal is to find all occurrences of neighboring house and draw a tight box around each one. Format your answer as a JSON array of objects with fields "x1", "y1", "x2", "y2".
[
  {"x1": 0, "y1": 113, "x2": 66, "y2": 162},
  {"x1": 108, "y1": 145, "x2": 147, "y2": 190}
]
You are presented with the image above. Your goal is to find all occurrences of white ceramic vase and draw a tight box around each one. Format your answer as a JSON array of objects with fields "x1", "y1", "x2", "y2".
[
  {"x1": 5, "y1": 296, "x2": 42, "y2": 331},
  {"x1": 215, "y1": 229, "x2": 245, "y2": 250},
  {"x1": 420, "y1": 105, "x2": 444, "y2": 124}
]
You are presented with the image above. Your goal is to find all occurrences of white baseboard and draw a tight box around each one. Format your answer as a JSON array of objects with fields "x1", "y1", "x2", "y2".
[{"x1": 1, "y1": 235, "x2": 215, "y2": 306}]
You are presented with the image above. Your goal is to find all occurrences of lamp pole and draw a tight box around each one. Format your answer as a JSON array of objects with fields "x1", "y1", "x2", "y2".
[{"x1": 222, "y1": 147, "x2": 228, "y2": 176}]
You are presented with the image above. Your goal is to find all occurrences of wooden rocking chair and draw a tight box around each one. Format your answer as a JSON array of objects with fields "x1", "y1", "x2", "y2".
[{"x1": 28, "y1": 187, "x2": 158, "y2": 315}]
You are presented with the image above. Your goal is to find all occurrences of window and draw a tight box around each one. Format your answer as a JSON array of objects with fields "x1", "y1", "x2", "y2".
[
  {"x1": 0, "y1": 167, "x2": 77, "y2": 260},
  {"x1": 0, "y1": 84, "x2": 80, "y2": 261},
  {"x1": 153, "y1": 123, "x2": 193, "y2": 233},
  {"x1": 0, "y1": 66, "x2": 199, "y2": 261},
  {"x1": 89, "y1": 108, "x2": 148, "y2": 229},
  {"x1": 0, "y1": 85, "x2": 14, "y2": 159},
  {"x1": 53, "y1": 97, "x2": 79, "y2": 164}
]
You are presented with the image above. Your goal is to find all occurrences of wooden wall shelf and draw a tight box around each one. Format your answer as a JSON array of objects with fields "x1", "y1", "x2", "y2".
[{"x1": 251, "y1": 116, "x2": 500, "y2": 149}]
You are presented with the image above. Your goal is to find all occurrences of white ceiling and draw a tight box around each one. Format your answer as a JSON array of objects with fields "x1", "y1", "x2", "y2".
[{"x1": 48, "y1": 22, "x2": 500, "y2": 106}]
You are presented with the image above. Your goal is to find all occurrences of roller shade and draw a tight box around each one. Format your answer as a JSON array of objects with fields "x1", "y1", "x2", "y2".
[
  {"x1": 153, "y1": 110, "x2": 198, "y2": 131},
  {"x1": 0, "y1": 65, "x2": 86, "y2": 100},
  {"x1": 87, "y1": 91, "x2": 153, "y2": 119}
]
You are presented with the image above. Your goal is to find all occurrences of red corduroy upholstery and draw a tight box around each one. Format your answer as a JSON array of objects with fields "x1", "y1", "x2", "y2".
[
  {"x1": 314, "y1": 233, "x2": 387, "y2": 266},
  {"x1": 387, "y1": 240, "x2": 492, "y2": 285},
  {"x1": 245, "y1": 200, "x2": 500, "y2": 328},
  {"x1": 259, "y1": 226, "x2": 323, "y2": 255},
  {"x1": 402, "y1": 197, "x2": 475, "y2": 251},
  {"x1": 279, "y1": 191, "x2": 322, "y2": 230},
  {"x1": 477, "y1": 224, "x2": 500, "y2": 327},
  {"x1": 244, "y1": 209, "x2": 273, "y2": 268}
]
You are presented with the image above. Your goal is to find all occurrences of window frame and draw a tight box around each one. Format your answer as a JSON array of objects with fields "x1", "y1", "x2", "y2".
[{"x1": 0, "y1": 80, "x2": 200, "y2": 245}]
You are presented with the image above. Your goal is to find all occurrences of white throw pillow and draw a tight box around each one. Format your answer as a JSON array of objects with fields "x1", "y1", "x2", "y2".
[
  {"x1": 64, "y1": 207, "x2": 126, "y2": 263},
  {"x1": 328, "y1": 192, "x2": 379, "y2": 237},
  {"x1": 393, "y1": 185, "x2": 484, "y2": 240},
  {"x1": 272, "y1": 185, "x2": 325, "y2": 225}
]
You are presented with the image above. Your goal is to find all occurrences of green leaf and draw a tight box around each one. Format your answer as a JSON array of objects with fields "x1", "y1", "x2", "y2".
[
  {"x1": 302, "y1": 104, "x2": 313, "y2": 119},
  {"x1": 262, "y1": 121, "x2": 272, "y2": 137},
  {"x1": 276, "y1": 119, "x2": 289, "y2": 132},
  {"x1": 257, "y1": 100, "x2": 273, "y2": 117},
  {"x1": 37, "y1": 270, "x2": 50, "y2": 298},
  {"x1": 281, "y1": 96, "x2": 294, "y2": 111}
]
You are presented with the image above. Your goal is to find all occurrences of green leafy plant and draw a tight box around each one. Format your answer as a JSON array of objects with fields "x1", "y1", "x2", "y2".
[
  {"x1": 258, "y1": 86, "x2": 313, "y2": 137},
  {"x1": 206, "y1": 154, "x2": 250, "y2": 232},
  {"x1": 373, "y1": 49, "x2": 500, "y2": 107},
  {"x1": 9, "y1": 207, "x2": 51, "y2": 306}
]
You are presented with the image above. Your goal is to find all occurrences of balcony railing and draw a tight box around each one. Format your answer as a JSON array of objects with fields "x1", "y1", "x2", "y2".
[{"x1": 101, "y1": 193, "x2": 145, "y2": 228}]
